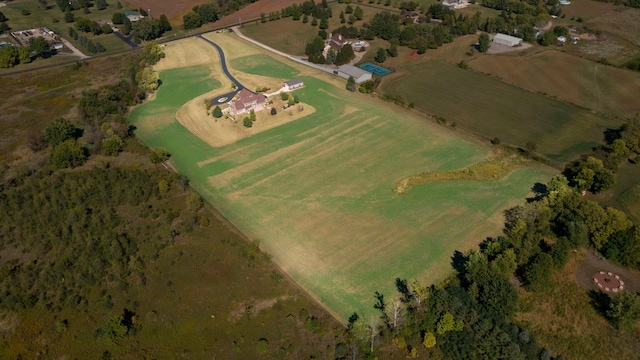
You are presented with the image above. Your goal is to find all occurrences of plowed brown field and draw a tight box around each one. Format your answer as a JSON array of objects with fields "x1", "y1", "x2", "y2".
[{"x1": 127, "y1": 0, "x2": 302, "y2": 27}]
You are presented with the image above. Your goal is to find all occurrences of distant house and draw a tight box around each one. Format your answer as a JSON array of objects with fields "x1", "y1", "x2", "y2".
[
  {"x1": 335, "y1": 65, "x2": 372, "y2": 84},
  {"x1": 283, "y1": 78, "x2": 304, "y2": 91},
  {"x1": 328, "y1": 33, "x2": 347, "y2": 50},
  {"x1": 228, "y1": 89, "x2": 267, "y2": 116},
  {"x1": 493, "y1": 33, "x2": 523, "y2": 47},
  {"x1": 401, "y1": 12, "x2": 420, "y2": 23},
  {"x1": 124, "y1": 11, "x2": 144, "y2": 22},
  {"x1": 442, "y1": 0, "x2": 464, "y2": 9},
  {"x1": 557, "y1": 36, "x2": 567, "y2": 45}
]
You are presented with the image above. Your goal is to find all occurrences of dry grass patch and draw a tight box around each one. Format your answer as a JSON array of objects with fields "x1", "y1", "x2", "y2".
[
  {"x1": 394, "y1": 149, "x2": 534, "y2": 195},
  {"x1": 177, "y1": 94, "x2": 315, "y2": 148},
  {"x1": 587, "y1": 6, "x2": 640, "y2": 46}
]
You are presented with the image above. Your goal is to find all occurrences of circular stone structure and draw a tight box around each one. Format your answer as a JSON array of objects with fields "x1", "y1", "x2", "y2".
[{"x1": 593, "y1": 271, "x2": 624, "y2": 293}]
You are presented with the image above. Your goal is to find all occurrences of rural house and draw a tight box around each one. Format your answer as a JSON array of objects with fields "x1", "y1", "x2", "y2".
[
  {"x1": 283, "y1": 78, "x2": 304, "y2": 91},
  {"x1": 401, "y1": 12, "x2": 420, "y2": 23},
  {"x1": 328, "y1": 33, "x2": 347, "y2": 50},
  {"x1": 492, "y1": 33, "x2": 523, "y2": 47},
  {"x1": 124, "y1": 11, "x2": 144, "y2": 22},
  {"x1": 335, "y1": 65, "x2": 372, "y2": 84},
  {"x1": 228, "y1": 89, "x2": 267, "y2": 116},
  {"x1": 442, "y1": 0, "x2": 465, "y2": 9}
]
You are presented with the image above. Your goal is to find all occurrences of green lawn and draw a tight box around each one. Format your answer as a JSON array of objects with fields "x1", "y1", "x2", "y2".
[
  {"x1": 230, "y1": 54, "x2": 299, "y2": 78},
  {"x1": 130, "y1": 35, "x2": 556, "y2": 321},
  {"x1": 381, "y1": 59, "x2": 618, "y2": 163}
]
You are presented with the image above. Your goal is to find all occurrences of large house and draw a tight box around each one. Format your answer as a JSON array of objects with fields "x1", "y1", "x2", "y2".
[
  {"x1": 442, "y1": 0, "x2": 464, "y2": 9},
  {"x1": 328, "y1": 33, "x2": 347, "y2": 50},
  {"x1": 228, "y1": 89, "x2": 266, "y2": 116}
]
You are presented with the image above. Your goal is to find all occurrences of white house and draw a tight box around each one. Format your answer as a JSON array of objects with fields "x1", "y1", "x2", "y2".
[
  {"x1": 442, "y1": 0, "x2": 465, "y2": 9},
  {"x1": 336, "y1": 65, "x2": 372, "y2": 84},
  {"x1": 283, "y1": 78, "x2": 304, "y2": 91},
  {"x1": 493, "y1": 33, "x2": 523, "y2": 47}
]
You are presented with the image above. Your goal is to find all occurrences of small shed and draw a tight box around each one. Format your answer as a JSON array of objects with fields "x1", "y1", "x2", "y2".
[
  {"x1": 336, "y1": 65, "x2": 372, "y2": 84},
  {"x1": 284, "y1": 78, "x2": 304, "y2": 91},
  {"x1": 493, "y1": 33, "x2": 523, "y2": 47}
]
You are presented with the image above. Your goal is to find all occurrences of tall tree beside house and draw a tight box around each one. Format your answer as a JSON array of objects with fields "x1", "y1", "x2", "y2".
[
  {"x1": 212, "y1": 105, "x2": 223, "y2": 118},
  {"x1": 375, "y1": 47, "x2": 387, "y2": 63},
  {"x1": 159, "y1": 14, "x2": 172, "y2": 32},
  {"x1": 334, "y1": 43, "x2": 355, "y2": 65},
  {"x1": 346, "y1": 76, "x2": 356, "y2": 92},
  {"x1": 478, "y1": 32, "x2": 490, "y2": 52},
  {"x1": 305, "y1": 35, "x2": 326, "y2": 64}
]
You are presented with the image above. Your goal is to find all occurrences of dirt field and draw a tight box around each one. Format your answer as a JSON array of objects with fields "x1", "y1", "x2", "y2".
[{"x1": 125, "y1": 0, "x2": 302, "y2": 26}]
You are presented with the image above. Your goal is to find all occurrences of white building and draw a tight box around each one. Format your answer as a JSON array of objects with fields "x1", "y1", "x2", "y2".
[
  {"x1": 283, "y1": 78, "x2": 304, "y2": 91},
  {"x1": 493, "y1": 33, "x2": 523, "y2": 47},
  {"x1": 335, "y1": 65, "x2": 372, "y2": 84}
]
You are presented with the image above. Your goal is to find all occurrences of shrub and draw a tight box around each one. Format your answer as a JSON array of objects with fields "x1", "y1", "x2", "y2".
[{"x1": 22, "y1": 9, "x2": 31, "y2": 16}]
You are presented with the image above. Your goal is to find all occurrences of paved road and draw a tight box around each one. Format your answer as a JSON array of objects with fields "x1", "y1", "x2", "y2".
[
  {"x1": 196, "y1": 33, "x2": 244, "y2": 91},
  {"x1": 113, "y1": 31, "x2": 137, "y2": 48}
]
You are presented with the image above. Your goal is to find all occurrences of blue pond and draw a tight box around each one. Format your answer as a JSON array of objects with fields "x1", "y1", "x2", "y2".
[{"x1": 359, "y1": 62, "x2": 392, "y2": 76}]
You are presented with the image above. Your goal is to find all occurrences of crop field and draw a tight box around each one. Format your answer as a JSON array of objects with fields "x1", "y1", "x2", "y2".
[
  {"x1": 380, "y1": 59, "x2": 619, "y2": 162},
  {"x1": 469, "y1": 49, "x2": 640, "y2": 118},
  {"x1": 561, "y1": 0, "x2": 616, "y2": 21},
  {"x1": 586, "y1": 6, "x2": 640, "y2": 47},
  {"x1": 130, "y1": 32, "x2": 555, "y2": 321}
]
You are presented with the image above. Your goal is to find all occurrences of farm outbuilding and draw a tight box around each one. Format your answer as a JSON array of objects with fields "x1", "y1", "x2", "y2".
[
  {"x1": 284, "y1": 78, "x2": 304, "y2": 91},
  {"x1": 493, "y1": 33, "x2": 523, "y2": 47},
  {"x1": 335, "y1": 65, "x2": 372, "y2": 84}
]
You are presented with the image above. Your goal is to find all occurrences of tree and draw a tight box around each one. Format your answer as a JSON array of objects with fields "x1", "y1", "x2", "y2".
[
  {"x1": 159, "y1": 14, "x2": 172, "y2": 32},
  {"x1": 0, "y1": 11, "x2": 6, "y2": 22},
  {"x1": 423, "y1": 332, "x2": 436, "y2": 348},
  {"x1": 212, "y1": 105, "x2": 222, "y2": 118},
  {"x1": 98, "y1": 314, "x2": 128, "y2": 345},
  {"x1": 525, "y1": 141, "x2": 537, "y2": 153},
  {"x1": 270, "y1": 107, "x2": 277, "y2": 115},
  {"x1": 260, "y1": 12, "x2": 266, "y2": 23},
  {"x1": 102, "y1": 135, "x2": 124, "y2": 156},
  {"x1": 243, "y1": 117, "x2": 253, "y2": 128},
  {"x1": 311, "y1": 17, "x2": 318, "y2": 26},
  {"x1": 29, "y1": 36, "x2": 50, "y2": 58},
  {"x1": 150, "y1": 147, "x2": 169, "y2": 163},
  {"x1": 375, "y1": 47, "x2": 387, "y2": 63},
  {"x1": 607, "y1": 292, "x2": 640, "y2": 330},
  {"x1": 143, "y1": 42, "x2": 164, "y2": 65},
  {"x1": 18, "y1": 46, "x2": 31, "y2": 64},
  {"x1": 135, "y1": 18, "x2": 161, "y2": 41},
  {"x1": 122, "y1": 17, "x2": 132, "y2": 35},
  {"x1": 95, "y1": 0, "x2": 107, "y2": 10},
  {"x1": 101, "y1": 23, "x2": 113, "y2": 34},
  {"x1": 478, "y1": 32, "x2": 490, "y2": 52},
  {"x1": 388, "y1": 42, "x2": 398, "y2": 57},
  {"x1": 354, "y1": 6, "x2": 363, "y2": 20},
  {"x1": 135, "y1": 67, "x2": 160, "y2": 94},
  {"x1": 183, "y1": 11, "x2": 202, "y2": 30},
  {"x1": 335, "y1": 44, "x2": 355, "y2": 65},
  {"x1": 45, "y1": 118, "x2": 75, "y2": 146},
  {"x1": 0, "y1": 22, "x2": 9, "y2": 34},
  {"x1": 478, "y1": 275, "x2": 518, "y2": 319},
  {"x1": 319, "y1": 17, "x2": 328, "y2": 29},
  {"x1": 0, "y1": 45, "x2": 18, "y2": 67},
  {"x1": 51, "y1": 139, "x2": 87, "y2": 168},
  {"x1": 346, "y1": 76, "x2": 356, "y2": 92},
  {"x1": 197, "y1": 2, "x2": 218, "y2": 23},
  {"x1": 112, "y1": 12, "x2": 124, "y2": 24}
]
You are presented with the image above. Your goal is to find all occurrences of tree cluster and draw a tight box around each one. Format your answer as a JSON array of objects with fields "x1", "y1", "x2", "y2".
[{"x1": 183, "y1": 0, "x2": 257, "y2": 30}]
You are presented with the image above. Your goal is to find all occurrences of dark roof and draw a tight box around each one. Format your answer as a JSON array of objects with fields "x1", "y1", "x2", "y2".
[
  {"x1": 329, "y1": 33, "x2": 346, "y2": 50},
  {"x1": 284, "y1": 78, "x2": 303, "y2": 87}
]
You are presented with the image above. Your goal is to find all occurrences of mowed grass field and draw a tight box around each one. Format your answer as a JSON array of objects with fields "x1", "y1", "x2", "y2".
[
  {"x1": 239, "y1": 3, "x2": 382, "y2": 55},
  {"x1": 130, "y1": 32, "x2": 555, "y2": 321},
  {"x1": 469, "y1": 49, "x2": 640, "y2": 118},
  {"x1": 380, "y1": 59, "x2": 618, "y2": 162}
]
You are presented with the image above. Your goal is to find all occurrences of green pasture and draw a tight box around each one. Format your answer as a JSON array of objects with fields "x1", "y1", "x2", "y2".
[
  {"x1": 381, "y1": 59, "x2": 617, "y2": 163},
  {"x1": 230, "y1": 53, "x2": 299, "y2": 78},
  {"x1": 130, "y1": 46, "x2": 555, "y2": 321}
]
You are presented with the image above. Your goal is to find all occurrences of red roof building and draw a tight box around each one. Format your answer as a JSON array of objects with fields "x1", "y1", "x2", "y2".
[{"x1": 228, "y1": 89, "x2": 267, "y2": 116}]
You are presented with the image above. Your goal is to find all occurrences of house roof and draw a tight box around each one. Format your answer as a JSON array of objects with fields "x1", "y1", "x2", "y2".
[
  {"x1": 284, "y1": 78, "x2": 303, "y2": 87},
  {"x1": 123, "y1": 11, "x2": 141, "y2": 16},
  {"x1": 232, "y1": 89, "x2": 265, "y2": 110},
  {"x1": 329, "y1": 33, "x2": 346, "y2": 49},
  {"x1": 338, "y1": 65, "x2": 371, "y2": 79},
  {"x1": 493, "y1": 33, "x2": 522, "y2": 43}
]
